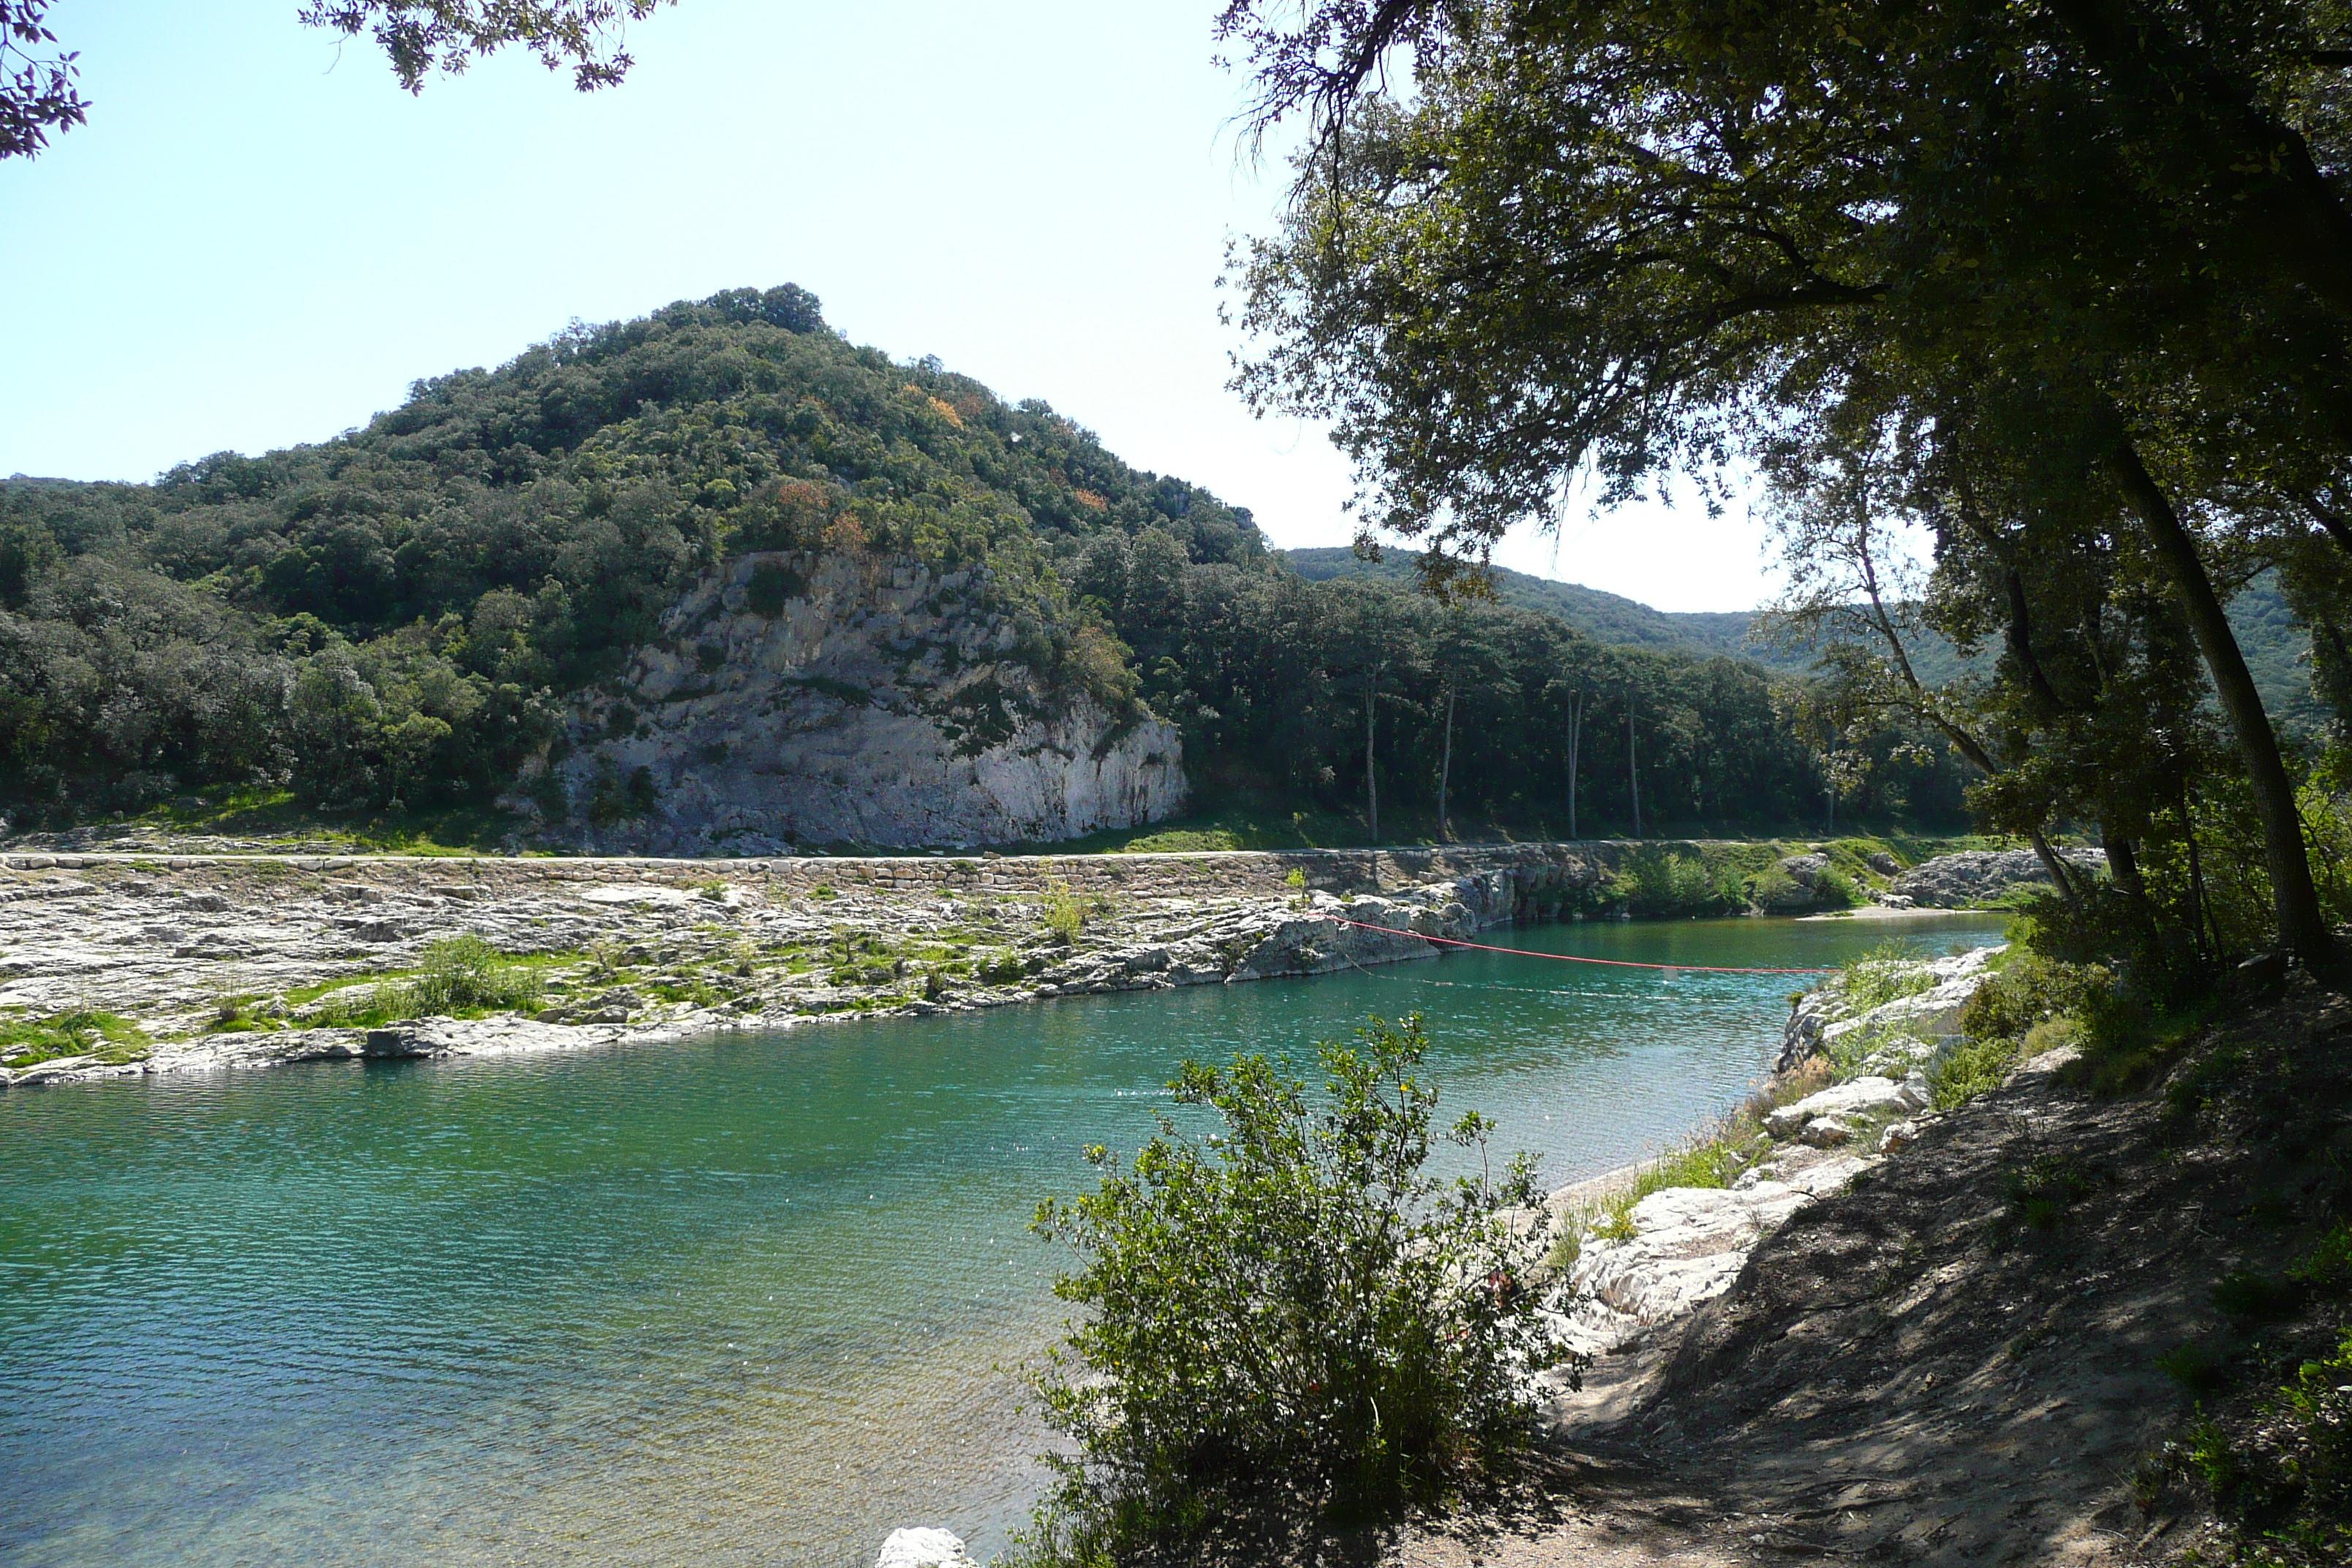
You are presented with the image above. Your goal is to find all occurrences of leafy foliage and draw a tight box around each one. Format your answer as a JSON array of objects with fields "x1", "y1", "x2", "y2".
[
  {"x1": 312, "y1": 935, "x2": 543, "y2": 1024},
  {"x1": 0, "y1": 1, "x2": 81, "y2": 160},
  {"x1": 1224, "y1": 0, "x2": 2352, "y2": 966},
  {"x1": 298, "y1": 1, "x2": 675, "y2": 93},
  {"x1": 2167, "y1": 1329, "x2": 2352, "y2": 1565},
  {"x1": 1021, "y1": 1017, "x2": 1566, "y2": 1559}
]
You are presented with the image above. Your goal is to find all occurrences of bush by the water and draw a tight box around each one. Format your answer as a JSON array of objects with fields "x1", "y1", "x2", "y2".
[
  {"x1": 313, "y1": 935, "x2": 543, "y2": 1025},
  {"x1": 1017, "y1": 1016, "x2": 1567, "y2": 1562}
]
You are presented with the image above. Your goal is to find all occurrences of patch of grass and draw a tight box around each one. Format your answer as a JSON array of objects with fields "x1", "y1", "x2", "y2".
[
  {"x1": 1585, "y1": 1135, "x2": 1752, "y2": 1245},
  {"x1": 284, "y1": 973, "x2": 379, "y2": 1006},
  {"x1": 0, "y1": 1009, "x2": 151, "y2": 1068},
  {"x1": 116, "y1": 787, "x2": 538, "y2": 855},
  {"x1": 2002, "y1": 1150, "x2": 2095, "y2": 1231},
  {"x1": 1836, "y1": 939, "x2": 1945, "y2": 1017},
  {"x1": 311, "y1": 936, "x2": 545, "y2": 1025}
]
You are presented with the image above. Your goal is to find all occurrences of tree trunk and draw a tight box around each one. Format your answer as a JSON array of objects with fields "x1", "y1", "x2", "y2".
[
  {"x1": 2179, "y1": 783, "x2": 2217, "y2": 962},
  {"x1": 1626, "y1": 687, "x2": 1640, "y2": 838},
  {"x1": 1566, "y1": 692, "x2": 1583, "y2": 840},
  {"x1": 1437, "y1": 680, "x2": 1456, "y2": 840},
  {"x1": 1363, "y1": 685, "x2": 1379, "y2": 843},
  {"x1": 2114, "y1": 443, "x2": 2335, "y2": 966},
  {"x1": 2027, "y1": 828, "x2": 2087, "y2": 910}
]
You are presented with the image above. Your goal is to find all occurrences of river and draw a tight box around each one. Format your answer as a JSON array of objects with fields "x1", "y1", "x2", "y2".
[{"x1": 0, "y1": 911, "x2": 2003, "y2": 1566}]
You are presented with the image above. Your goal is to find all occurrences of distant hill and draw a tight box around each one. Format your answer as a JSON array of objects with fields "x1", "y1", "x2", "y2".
[
  {"x1": 1281, "y1": 546, "x2": 1799, "y2": 668},
  {"x1": 1279, "y1": 546, "x2": 2325, "y2": 732}
]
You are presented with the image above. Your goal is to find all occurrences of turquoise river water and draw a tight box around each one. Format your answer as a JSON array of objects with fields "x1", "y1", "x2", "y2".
[{"x1": 0, "y1": 911, "x2": 2004, "y2": 1567}]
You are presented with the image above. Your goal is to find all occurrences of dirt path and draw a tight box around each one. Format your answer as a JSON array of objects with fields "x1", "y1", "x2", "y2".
[{"x1": 1378, "y1": 978, "x2": 2352, "y2": 1567}]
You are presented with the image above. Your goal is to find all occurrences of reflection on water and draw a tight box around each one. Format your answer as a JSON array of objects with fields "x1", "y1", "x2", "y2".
[{"x1": 0, "y1": 913, "x2": 2002, "y2": 1565}]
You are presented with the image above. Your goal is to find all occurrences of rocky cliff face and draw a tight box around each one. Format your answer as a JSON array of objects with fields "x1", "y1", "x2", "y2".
[{"x1": 516, "y1": 551, "x2": 1187, "y2": 851}]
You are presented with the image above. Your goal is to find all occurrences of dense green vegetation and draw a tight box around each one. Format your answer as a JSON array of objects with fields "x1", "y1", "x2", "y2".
[
  {"x1": 1286, "y1": 547, "x2": 2330, "y2": 736},
  {"x1": 0, "y1": 286, "x2": 1970, "y2": 842},
  {"x1": 1019, "y1": 1017, "x2": 1562, "y2": 1562},
  {"x1": 1226, "y1": 0, "x2": 2352, "y2": 973}
]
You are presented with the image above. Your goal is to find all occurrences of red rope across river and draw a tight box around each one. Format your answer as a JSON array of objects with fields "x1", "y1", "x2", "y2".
[{"x1": 1324, "y1": 917, "x2": 1838, "y2": 975}]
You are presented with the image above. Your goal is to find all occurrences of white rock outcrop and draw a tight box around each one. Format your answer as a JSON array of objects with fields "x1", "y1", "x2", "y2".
[
  {"x1": 1553, "y1": 1154, "x2": 1870, "y2": 1355},
  {"x1": 1780, "y1": 945, "x2": 2005, "y2": 1072},
  {"x1": 523, "y1": 552, "x2": 1187, "y2": 851},
  {"x1": 1762, "y1": 1075, "x2": 1925, "y2": 1140},
  {"x1": 1885, "y1": 847, "x2": 2106, "y2": 908},
  {"x1": 875, "y1": 1528, "x2": 973, "y2": 1568}
]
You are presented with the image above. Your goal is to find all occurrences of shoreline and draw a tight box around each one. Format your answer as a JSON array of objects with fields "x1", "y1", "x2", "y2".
[
  {"x1": 0, "y1": 842, "x2": 2016, "y2": 1091},
  {"x1": 1535, "y1": 940, "x2": 2010, "y2": 1360},
  {"x1": 0, "y1": 847, "x2": 1546, "y2": 1089}
]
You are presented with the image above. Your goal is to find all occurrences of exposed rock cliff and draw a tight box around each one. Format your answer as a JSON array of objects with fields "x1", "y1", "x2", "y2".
[{"x1": 516, "y1": 551, "x2": 1187, "y2": 851}]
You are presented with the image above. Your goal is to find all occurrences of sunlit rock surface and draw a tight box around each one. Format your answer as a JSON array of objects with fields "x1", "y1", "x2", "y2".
[{"x1": 521, "y1": 551, "x2": 1187, "y2": 851}]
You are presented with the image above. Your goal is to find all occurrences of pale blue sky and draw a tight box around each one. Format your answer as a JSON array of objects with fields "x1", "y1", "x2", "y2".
[{"x1": 1, "y1": 1, "x2": 1780, "y2": 611}]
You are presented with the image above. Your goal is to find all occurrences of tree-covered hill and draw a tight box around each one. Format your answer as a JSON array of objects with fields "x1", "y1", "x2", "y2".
[{"x1": 0, "y1": 287, "x2": 1972, "y2": 842}]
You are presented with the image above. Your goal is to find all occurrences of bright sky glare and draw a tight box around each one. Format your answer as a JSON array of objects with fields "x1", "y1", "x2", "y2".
[{"x1": 1, "y1": 1, "x2": 1783, "y2": 612}]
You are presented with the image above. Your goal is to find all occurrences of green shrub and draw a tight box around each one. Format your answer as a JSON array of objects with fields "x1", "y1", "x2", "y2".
[
  {"x1": 314, "y1": 936, "x2": 543, "y2": 1024},
  {"x1": 1958, "y1": 952, "x2": 2106, "y2": 1040},
  {"x1": 1616, "y1": 847, "x2": 1725, "y2": 916},
  {"x1": 2292, "y1": 1225, "x2": 2352, "y2": 1295},
  {"x1": 1041, "y1": 878, "x2": 1090, "y2": 943},
  {"x1": 2162, "y1": 1330, "x2": 2352, "y2": 1564},
  {"x1": 1017, "y1": 1017, "x2": 1568, "y2": 1561},
  {"x1": 1927, "y1": 1016, "x2": 2076, "y2": 1109}
]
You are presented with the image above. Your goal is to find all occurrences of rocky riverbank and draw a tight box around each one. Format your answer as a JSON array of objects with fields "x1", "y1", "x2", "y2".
[
  {"x1": 1541, "y1": 945, "x2": 2008, "y2": 1361},
  {"x1": 0, "y1": 841, "x2": 1654, "y2": 1088},
  {"x1": 0, "y1": 841, "x2": 2054, "y2": 1091}
]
